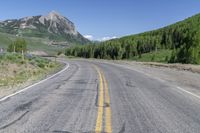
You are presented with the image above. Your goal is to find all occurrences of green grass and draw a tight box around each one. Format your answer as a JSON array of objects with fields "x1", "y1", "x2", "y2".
[
  {"x1": 131, "y1": 49, "x2": 172, "y2": 63},
  {"x1": 0, "y1": 32, "x2": 63, "y2": 55},
  {"x1": 0, "y1": 32, "x2": 13, "y2": 48}
]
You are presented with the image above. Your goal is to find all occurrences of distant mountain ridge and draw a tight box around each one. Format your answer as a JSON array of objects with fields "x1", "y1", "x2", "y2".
[{"x1": 0, "y1": 11, "x2": 89, "y2": 45}]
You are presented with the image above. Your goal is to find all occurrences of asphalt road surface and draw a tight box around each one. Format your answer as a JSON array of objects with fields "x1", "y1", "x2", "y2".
[{"x1": 1, "y1": 59, "x2": 200, "y2": 133}]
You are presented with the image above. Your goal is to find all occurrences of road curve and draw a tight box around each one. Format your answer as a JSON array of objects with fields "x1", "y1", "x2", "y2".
[{"x1": 0, "y1": 59, "x2": 200, "y2": 133}]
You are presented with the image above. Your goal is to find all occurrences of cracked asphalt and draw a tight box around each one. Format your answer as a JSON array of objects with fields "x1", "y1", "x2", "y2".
[{"x1": 0, "y1": 59, "x2": 200, "y2": 133}]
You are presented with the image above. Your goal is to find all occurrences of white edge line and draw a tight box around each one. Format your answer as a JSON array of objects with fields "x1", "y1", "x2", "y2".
[
  {"x1": 176, "y1": 86, "x2": 200, "y2": 100},
  {"x1": 0, "y1": 62, "x2": 70, "y2": 102}
]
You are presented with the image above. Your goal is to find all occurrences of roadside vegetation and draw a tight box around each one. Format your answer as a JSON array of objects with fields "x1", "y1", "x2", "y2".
[
  {"x1": 0, "y1": 53, "x2": 61, "y2": 88},
  {"x1": 0, "y1": 39, "x2": 62, "y2": 95},
  {"x1": 131, "y1": 50, "x2": 172, "y2": 63},
  {"x1": 65, "y1": 13, "x2": 200, "y2": 64}
]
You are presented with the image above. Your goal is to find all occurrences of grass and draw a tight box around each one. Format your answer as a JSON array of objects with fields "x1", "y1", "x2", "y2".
[
  {"x1": 0, "y1": 32, "x2": 63, "y2": 55},
  {"x1": 0, "y1": 53, "x2": 62, "y2": 89},
  {"x1": 131, "y1": 49, "x2": 172, "y2": 63}
]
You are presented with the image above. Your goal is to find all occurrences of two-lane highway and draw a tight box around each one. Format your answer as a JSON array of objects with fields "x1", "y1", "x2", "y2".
[{"x1": 1, "y1": 59, "x2": 200, "y2": 133}]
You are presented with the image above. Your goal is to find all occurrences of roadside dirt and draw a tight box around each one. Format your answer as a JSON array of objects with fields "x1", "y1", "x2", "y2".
[{"x1": 139, "y1": 62, "x2": 200, "y2": 74}]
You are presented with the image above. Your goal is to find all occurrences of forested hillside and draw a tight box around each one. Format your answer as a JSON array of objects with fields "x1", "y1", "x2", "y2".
[{"x1": 65, "y1": 13, "x2": 200, "y2": 64}]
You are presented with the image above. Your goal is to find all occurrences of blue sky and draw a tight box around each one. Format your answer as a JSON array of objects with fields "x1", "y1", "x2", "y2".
[{"x1": 0, "y1": 0, "x2": 200, "y2": 40}]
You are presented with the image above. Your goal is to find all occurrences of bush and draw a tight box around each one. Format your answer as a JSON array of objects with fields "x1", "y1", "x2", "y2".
[
  {"x1": 57, "y1": 51, "x2": 62, "y2": 56},
  {"x1": 37, "y1": 63, "x2": 45, "y2": 68},
  {"x1": 7, "y1": 38, "x2": 27, "y2": 53}
]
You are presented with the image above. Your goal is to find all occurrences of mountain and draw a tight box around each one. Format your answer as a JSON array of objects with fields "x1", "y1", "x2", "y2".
[
  {"x1": 65, "y1": 13, "x2": 200, "y2": 64},
  {"x1": 0, "y1": 11, "x2": 90, "y2": 45}
]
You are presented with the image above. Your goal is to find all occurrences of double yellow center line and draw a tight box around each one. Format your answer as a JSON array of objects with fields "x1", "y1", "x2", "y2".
[{"x1": 94, "y1": 65, "x2": 112, "y2": 133}]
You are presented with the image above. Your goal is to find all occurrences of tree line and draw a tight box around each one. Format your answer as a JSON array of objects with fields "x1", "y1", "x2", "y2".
[{"x1": 66, "y1": 13, "x2": 200, "y2": 64}]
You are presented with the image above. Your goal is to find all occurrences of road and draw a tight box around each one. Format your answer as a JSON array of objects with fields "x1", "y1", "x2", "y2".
[{"x1": 0, "y1": 59, "x2": 200, "y2": 133}]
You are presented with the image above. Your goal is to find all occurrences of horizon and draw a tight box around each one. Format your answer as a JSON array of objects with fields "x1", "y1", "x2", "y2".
[{"x1": 0, "y1": 0, "x2": 200, "y2": 41}]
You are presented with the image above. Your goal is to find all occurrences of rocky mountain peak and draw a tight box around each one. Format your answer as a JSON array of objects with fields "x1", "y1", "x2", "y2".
[
  {"x1": 0, "y1": 11, "x2": 90, "y2": 44},
  {"x1": 44, "y1": 11, "x2": 63, "y2": 21},
  {"x1": 48, "y1": 11, "x2": 61, "y2": 18},
  {"x1": 39, "y1": 11, "x2": 77, "y2": 35}
]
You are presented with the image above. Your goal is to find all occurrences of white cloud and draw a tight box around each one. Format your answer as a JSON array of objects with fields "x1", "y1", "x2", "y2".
[
  {"x1": 99, "y1": 36, "x2": 117, "y2": 41},
  {"x1": 84, "y1": 35, "x2": 93, "y2": 40},
  {"x1": 84, "y1": 35, "x2": 118, "y2": 41}
]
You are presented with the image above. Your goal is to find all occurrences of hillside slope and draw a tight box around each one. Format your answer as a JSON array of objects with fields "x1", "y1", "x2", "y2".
[
  {"x1": 65, "y1": 13, "x2": 200, "y2": 64},
  {"x1": 0, "y1": 32, "x2": 62, "y2": 55},
  {"x1": 0, "y1": 11, "x2": 89, "y2": 45}
]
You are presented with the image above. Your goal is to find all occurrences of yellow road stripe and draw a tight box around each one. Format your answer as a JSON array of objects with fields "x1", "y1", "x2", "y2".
[
  {"x1": 102, "y1": 72, "x2": 112, "y2": 133},
  {"x1": 94, "y1": 66, "x2": 104, "y2": 133},
  {"x1": 94, "y1": 65, "x2": 112, "y2": 133}
]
